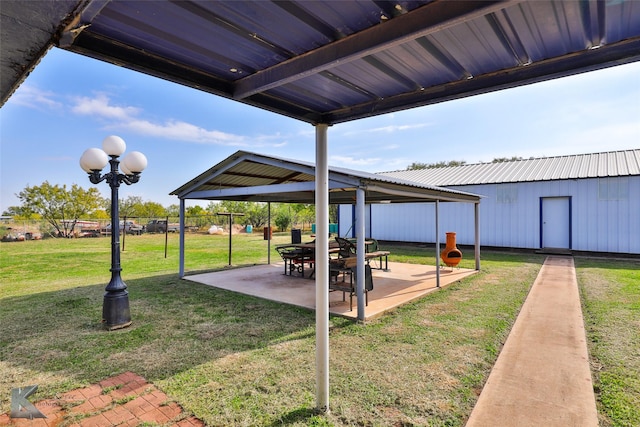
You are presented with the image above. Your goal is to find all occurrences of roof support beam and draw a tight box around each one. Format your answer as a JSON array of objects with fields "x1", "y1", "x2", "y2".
[
  {"x1": 233, "y1": 0, "x2": 511, "y2": 99},
  {"x1": 183, "y1": 181, "x2": 317, "y2": 200},
  {"x1": 365, "y1": 184, "x2": 480, "y2": 203}
]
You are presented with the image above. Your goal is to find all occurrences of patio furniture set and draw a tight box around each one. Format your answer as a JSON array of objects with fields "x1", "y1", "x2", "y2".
[{"x1": 276, "y1": 237, "x2": 390, "y2": 311}]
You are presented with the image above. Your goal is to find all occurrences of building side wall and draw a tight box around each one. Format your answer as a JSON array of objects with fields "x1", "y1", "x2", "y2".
[{"x1": 338, "y1": 176, "x2": 640, "y2": 254}]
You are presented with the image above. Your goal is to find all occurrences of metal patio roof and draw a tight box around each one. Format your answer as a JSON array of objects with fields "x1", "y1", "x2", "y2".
[
  {"x1": 2, "y1": 1, "x2": 640, "y2": 123},
  {"x1": 171, "y1": 150, "x2": 481, "y2": 204},
  {"x1": 381, "y1": 149, "x2": 640, "y2": 186}
]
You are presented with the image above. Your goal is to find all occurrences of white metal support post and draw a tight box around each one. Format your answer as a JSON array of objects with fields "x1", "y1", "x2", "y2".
[
  {"x1": 435, "y1": 199, "x2": 440, "y2": 288},
  {"x1": 356, "y1": 187, "x2": 366, "y2": 321},
  {"x1": 179, "y1": 198, "x2": 186, "y2": 278},
  {"x1": 267, "y1": 202, "x2": 271, "y2": 265},
  {"x1": 315, "y1": 123, "x2": 330, "y2": 413},
  {"x1": 475, "y1": 202, "x2": 481, "y2": 270}
]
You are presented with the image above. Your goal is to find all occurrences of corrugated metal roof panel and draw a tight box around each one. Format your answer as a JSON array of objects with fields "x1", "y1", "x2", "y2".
[
  {"x1": 171, "y1": 150, "x2": 482, "y2": 204},
  {"x1": 4, "y1": 1, "x2": 640, "y2": 122},
  {"x1": 380, "y1": 149, "x2": 640, "y2": 185}
]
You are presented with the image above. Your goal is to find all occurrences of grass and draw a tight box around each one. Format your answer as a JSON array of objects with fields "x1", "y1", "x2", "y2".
[
  {"x1": 0, "y1": 232, "x2": 637, "y2": 426},
  {"x1": 575, "y1": 257, "x2": 640, "y2": 427}
]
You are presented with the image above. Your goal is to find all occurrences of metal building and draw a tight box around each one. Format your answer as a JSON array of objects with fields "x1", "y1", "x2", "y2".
[{"x1": 339, "y1": 150, "x2": 640, "y2": 255}]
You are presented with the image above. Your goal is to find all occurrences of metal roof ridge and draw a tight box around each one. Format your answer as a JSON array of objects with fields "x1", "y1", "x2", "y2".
[{"x1": 379, "y1": 149, "x2": 640, "y2": 185}]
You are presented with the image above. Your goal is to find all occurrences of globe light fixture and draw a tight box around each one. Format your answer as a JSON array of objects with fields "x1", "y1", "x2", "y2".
[{"x1": 80, "y1": 135, "x2": 147, "y2": 330}]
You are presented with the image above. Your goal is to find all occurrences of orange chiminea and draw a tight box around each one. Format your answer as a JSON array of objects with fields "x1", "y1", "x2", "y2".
[{"x1": 440, "y1": 232, "x2": 462, "y2": 267}]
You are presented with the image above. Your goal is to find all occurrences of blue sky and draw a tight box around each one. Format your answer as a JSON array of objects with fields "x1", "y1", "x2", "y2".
[{"x1": 1, "y1": 47, "x2": 639, "y2": 213}]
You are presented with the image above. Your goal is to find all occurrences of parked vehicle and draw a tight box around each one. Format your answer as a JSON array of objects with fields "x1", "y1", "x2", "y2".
[
  {"x1": 102, "y1": 220, "x2": 145, "y2": 235},
  {"x1": 146, "y1": 219, "x2": 179, "y2": 233}
]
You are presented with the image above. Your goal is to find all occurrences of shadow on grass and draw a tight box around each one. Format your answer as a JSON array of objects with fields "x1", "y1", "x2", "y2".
[
  {"x1": 0, "y1": 272, "x2": 316, "y2": 394},
  {"x1": 270, "y1": 407, "x2": 327, "y2": 426}
]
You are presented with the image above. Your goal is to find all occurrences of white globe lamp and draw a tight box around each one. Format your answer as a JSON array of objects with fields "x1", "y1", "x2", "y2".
[
  {"x1": 122, "y1": 151, "x2": 148, "y2": 174},
  {"x1": 102, "y1": 135, "x2": 126, "y2": 156},
  {"x1": 80, "y1": 148, "x2": 109, "y2": 172}
]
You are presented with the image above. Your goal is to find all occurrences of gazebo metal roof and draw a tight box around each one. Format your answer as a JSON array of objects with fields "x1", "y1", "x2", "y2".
[
  {"x1": 171, "y1": 150, "x2": 481, "y2": 204},
  {"x1": 3, "y1": 1, "x2": 640, "y2": 123}
]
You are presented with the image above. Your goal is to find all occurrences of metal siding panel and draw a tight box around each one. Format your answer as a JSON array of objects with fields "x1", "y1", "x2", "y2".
[
  {"x1": 589, "y1": 178, "x2": 605, "y2": 252},
  {"x1": 338, "y1": 204, "x2": 353, "y2": 236},
  {"x1": 595, "y1": 185, "x2": 609, "y2": 252},
  {"x1": 371, "y1": 177, "x2": 639, "y2": 254},
  {"x1": 524, "y1": 183, "x2": 540, "y2": 248},
  {"x1": 572, "y1": 179, "x2": 590, "y2": 252},
  {"x1": 629, "y1": 176, "x2": 640, "y2": 253},
  {"x1": 462, "y1": 184, "x2": 499, "y2": 248},
  {"x1": 515, "y1": 182, "x2": 537, "y2": 248},
  {"x1": 615, "y1": 198, "x2": 630, "y2": 253},
  {"x1": 439, "y1": 203, "x2": 471, "y2": 245}
]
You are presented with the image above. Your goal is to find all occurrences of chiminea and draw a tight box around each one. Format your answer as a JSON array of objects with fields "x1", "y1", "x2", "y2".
[{"x1": 440, "y1": 232, "x2": 462, "y2": 267}]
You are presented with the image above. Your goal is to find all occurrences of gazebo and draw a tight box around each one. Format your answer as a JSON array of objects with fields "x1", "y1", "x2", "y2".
[
  {"x1": 3, "y1": 0, "x2": 639, "y2": 413},
  {"x1": 171, "y1": 150, "x2": 482, "y2": 319}
]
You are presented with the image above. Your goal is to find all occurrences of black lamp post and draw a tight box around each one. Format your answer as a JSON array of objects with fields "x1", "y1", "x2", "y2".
[{"x1": 80, "y1": 136, "x2": 147, "y2": 330}]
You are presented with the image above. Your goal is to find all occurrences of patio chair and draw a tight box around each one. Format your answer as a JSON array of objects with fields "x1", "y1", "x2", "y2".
[
  {"x1": 365, "y1": 238, "x2": 390, "y2": 271},
  {"x1": 276, "y1": 245, "x2": 299, "y2": 275},
  {"x1": 335, "y1": 236, "x2": 356, "y2": 258},
  {"x1": 336, "y1": 236, "x2": 390, "y2": 271},
  {"x1": 329, "y1": 263, "x2": 373, "y2": 311},
  {"x1": 276, "y1": 244, "x2": 314, "y2": 277}
]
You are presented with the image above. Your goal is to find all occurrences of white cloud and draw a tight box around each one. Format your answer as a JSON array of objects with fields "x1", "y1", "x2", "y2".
[
  {"x1": 8, "y1": 84, "x2": 63, "y2": 110},
  {"x1": 342, "y1": 123, "x2": 429, "y2": 136},
  {"x1": 120, "y1": 118, "x2": 246, "y2": 146},
  {"x1": 69, "y1": 93, "x2": 259, "y2": 146},
  {"x1": 72, "y1": 92, "x2": 140, "y2": 119},
  {"x1": 330, "y1": 155, "x2": 382, "y2": 167}
]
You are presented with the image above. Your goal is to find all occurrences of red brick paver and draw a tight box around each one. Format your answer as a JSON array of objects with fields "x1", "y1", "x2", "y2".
[{"x1": 1, "y1": 372, "x2": 205, "y2": 427}]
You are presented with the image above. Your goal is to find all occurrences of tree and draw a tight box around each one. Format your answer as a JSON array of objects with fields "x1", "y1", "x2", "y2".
[
  {"x1": 166, "y1": 204, "x2": 180, "y2": 217},
  {"x1": 2, "y1": 205, "x2": 38, "y2": 219},
  {"x1": 186, "y1": 205, "x2": 206, "y2": 217},
  {"x1": 104, "y1": 195, "x2": 167, "y2": 219},
  {"x1": 243, "y1": 203, "x2": 270, "y2": 228},
  {"x1": 407, "y1": 160, "x2": 467, "y2": 170},
  {"x1": 141, "y1": 201, "x2": 166, "y2": 218},
  {"x1": 119, "y1": 195, "x2": 144, "y2": 218},
  {"x1": 17, "y1": 181, "x2": 104, "y2": 237},
  {"x1": 492, "y1": 156, "x2": 525, "y2": 163},
  {"x1": 274, "y1": 211, "x2": 291, "y2": 231}
]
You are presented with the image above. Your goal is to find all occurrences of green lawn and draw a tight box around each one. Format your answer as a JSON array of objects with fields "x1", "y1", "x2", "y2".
[
  {"x1": 0, "y1": 233, "x2": 637, "y2": 426},
  {"x1": 576, "y1": 257, "x2": 640, "y2": 427}
]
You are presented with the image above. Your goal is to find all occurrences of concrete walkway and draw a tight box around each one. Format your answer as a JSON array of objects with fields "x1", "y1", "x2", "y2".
[{"x1": 466, "y1": 256, "x2": 599, "y2": 426}]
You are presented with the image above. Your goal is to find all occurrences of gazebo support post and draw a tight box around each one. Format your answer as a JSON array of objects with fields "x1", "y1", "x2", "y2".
[
  {"x1": 435, "y1": 199, "x2": 440, "y2": 288},
  {"x1": 267, "y1": 202, "x2": 271, "y2": 265},
  {"x1": 475, "y1": 202, "x2": 481, "y2": 270},
  {"x1": 179, "y1": 198, "x2": 185, "y2": 278},
  {"x1": 314, "y1": 123, "x2": 330, "y2": 413},
  {"x1": 356, "y1": 187, "x2": 366, "y2": 321}
]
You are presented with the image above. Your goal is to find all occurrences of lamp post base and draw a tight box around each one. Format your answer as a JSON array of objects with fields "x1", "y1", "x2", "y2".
[{"x1": 102, "y1": 291, "x2": 132, "y2": 330}]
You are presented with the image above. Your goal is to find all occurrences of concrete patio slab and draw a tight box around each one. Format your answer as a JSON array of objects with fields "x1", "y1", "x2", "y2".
[{"x1": 184, "y1": 261, "x2": 477, "y2": 320}]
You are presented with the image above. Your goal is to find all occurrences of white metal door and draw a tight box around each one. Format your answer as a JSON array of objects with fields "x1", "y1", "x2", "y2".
[{"x1": 542, "y1": 197, "x2": 570, "y2": 249}]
